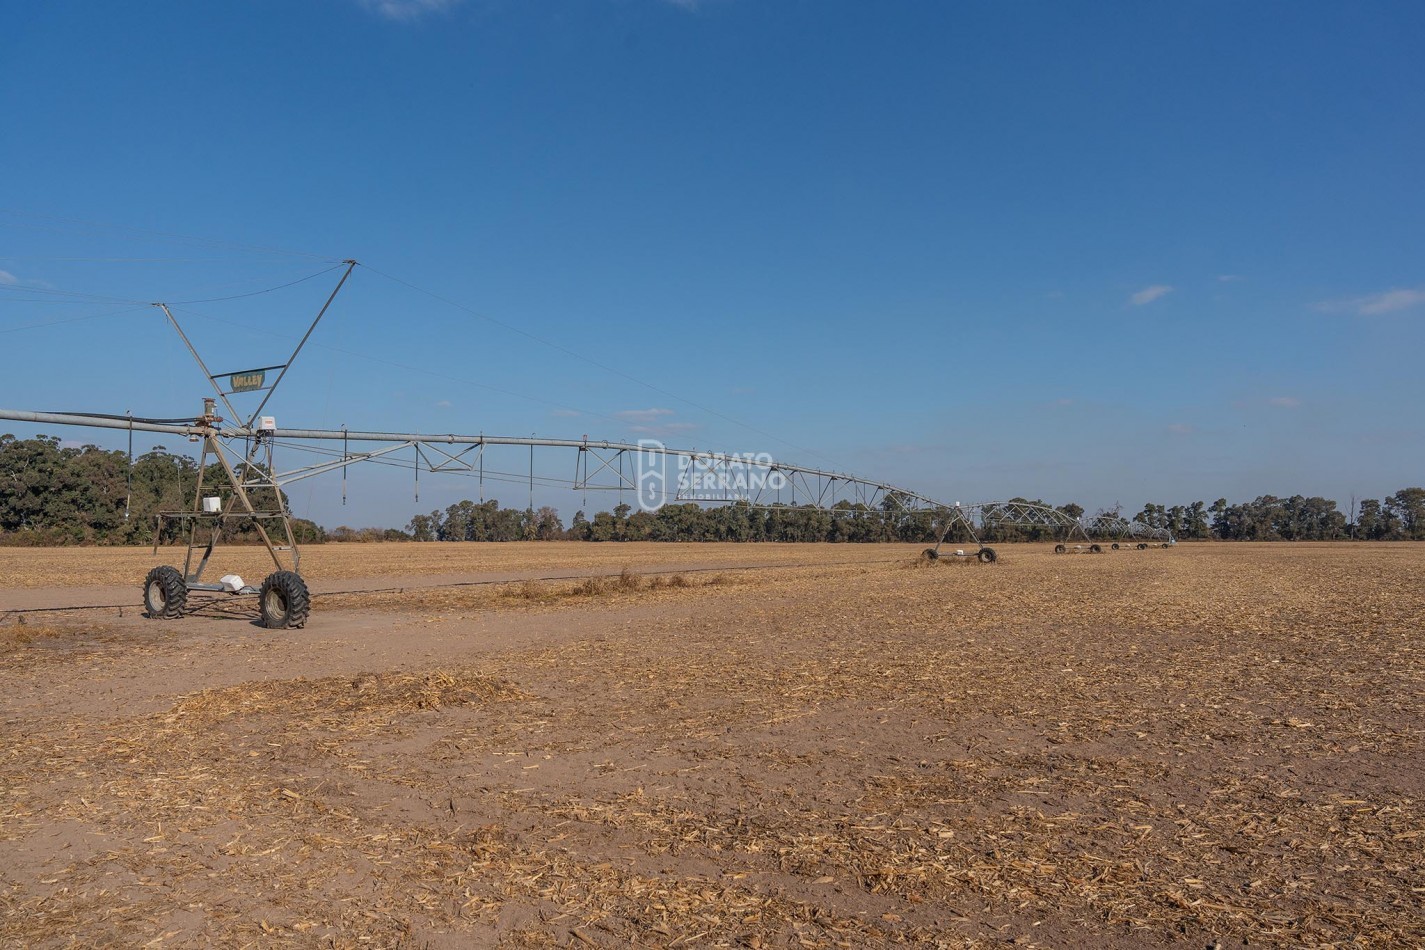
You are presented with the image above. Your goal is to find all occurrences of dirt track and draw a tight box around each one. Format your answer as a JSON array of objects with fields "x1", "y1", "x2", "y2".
[{"x1": 1, "y1": 542, "x2": 1422, "y2": 947}]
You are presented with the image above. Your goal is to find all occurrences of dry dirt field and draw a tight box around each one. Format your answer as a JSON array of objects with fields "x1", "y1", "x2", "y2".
[{"x1": 1, "y1": 542, "x2": 1421, "y2": 948}]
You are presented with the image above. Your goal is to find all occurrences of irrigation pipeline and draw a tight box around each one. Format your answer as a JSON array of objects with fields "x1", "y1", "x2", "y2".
[
  {"x1": 0, "y1": 410, "x2": 927, "y2": 505},
  {"x1": 0, "y1": 408, "x2": 1174, "y2": 544},
  {"x1": 0, "y1": 556, "x2": 917, "y2": 621}
]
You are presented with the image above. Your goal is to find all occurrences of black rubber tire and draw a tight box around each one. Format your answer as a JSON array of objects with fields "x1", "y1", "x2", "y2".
[
  {"x1": 259, "y1": 570, "x2": 310, "y2": 629},
  {"x1": 1138, "y1": 542, "x2": 1148, "y2": 550},
  {"x1": 978, "y1": 547, "x2": 998, "y2": 563},
  {"x1": 1089, "y1": 543, "x2": 1102, "y2": 554},
  {"x1": 1162, "y1": 542, "x2": 1171, "y2": 548},
  {"x1": 922, "y1": 548, "x2": 940, "y2": 561},
  {"x1": 1111, "y1": 542, "x2": 1120, "y2": 550},
  {"x1": 1053, "y1": 543, "x2": 1066, "y2": 554},
  {"x1": 143, "y1": 565, "x2": 187, "y2": 619}
]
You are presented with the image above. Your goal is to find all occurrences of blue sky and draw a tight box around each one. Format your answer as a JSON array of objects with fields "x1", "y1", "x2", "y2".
[{"x1": 2, "y1": 0, "x2": 1422, "y2": 528}]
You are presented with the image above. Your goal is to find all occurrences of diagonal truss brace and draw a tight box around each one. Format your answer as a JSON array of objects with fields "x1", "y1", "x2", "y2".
[
  {"x1": 0, "y1": 409, "x2": 1174, "y2": 545},
  {"x1": 153, "y1": 260, "x2": 357, "y2": 431}
]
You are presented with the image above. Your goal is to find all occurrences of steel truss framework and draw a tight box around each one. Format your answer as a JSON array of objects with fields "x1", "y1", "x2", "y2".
[
  {"x1": 1082, "y1": 513, "x2": 1176, "y2": 542},
  {"x1": 0, "y1": 258, "x2": 1171, "y2": 621},
  {"x1": 0, "y1": 407, "x2": 1174, "y2": 550}
]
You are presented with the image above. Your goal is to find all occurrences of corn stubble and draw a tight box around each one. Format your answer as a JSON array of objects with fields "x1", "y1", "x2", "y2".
[{"x1": 0, "y1": 541, "x2": 1420, "y2": 947}]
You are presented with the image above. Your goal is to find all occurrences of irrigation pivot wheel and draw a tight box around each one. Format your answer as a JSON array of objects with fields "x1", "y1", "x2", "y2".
[
  {"x1": 259, "y1": 571, "x2": 311, "y2": 629},
  {"x1": 922, "y1": 548, "x2": 940, "y2": 561},
  {"x1": 977, "y1": 547, "x2": 998, "y2": 564},
  {"x1": 143, "y1": 565, "x2": 188, "y2": 619}
]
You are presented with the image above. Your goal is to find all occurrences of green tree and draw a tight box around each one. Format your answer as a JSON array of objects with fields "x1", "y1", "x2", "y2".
[
  {"x1": 1355, "y1": 498, "x2": 1384, "y2": 539},
  {"x1": 1386, "y1": 488, "x2": 1425, "y2": 540},
  {"x1": 1182, "y1": 501, "x2": 1210, "y2": 539},
  {"x1": 534, "y1": 506, "x2": 564, "y2": 540},
  {"x1": 1209, "y1": 498, "x2": 1229, "y2": 538}
]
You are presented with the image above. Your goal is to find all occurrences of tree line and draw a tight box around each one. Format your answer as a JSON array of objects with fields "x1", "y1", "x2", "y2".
[
  {"x1": 405, "y1": 492, "x2": 1425, "y2": 543},
  {"x1": 3, "y1": 434, "x2": 1422, "y2": 544},
  {"x1": 0, "y1": 435, "x2": 323, "y2": 545},
  {"x1": 1130, "y1": 492, "x2": 1425, "y2": 541},
  {"x1": 407, "y1": 499, "x2": 949, "y2": 543}
]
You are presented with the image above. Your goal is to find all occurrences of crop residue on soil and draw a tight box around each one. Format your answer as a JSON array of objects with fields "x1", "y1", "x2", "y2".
[{"x1": 1, "y1": 542, "x2": 1421, "y2": 947}]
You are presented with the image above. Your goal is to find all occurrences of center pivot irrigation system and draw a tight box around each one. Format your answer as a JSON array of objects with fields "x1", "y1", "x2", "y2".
[{"x1": 1, "y1": 262, "x2": 1172, "y2": 628}]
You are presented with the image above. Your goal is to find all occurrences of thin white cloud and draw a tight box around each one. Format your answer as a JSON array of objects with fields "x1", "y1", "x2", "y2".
[
  {"x1": 359, "y1": 0, "x2": 462, "y2": 21},
  {"x1": 434, "y1": 400, "x2": 452, "y2": 408},
  {"x1": 0, "y1": 270, "x2": 17, "y2": 285},
  {"x1": 1319, "y1": 287, "x2": 1425, "y2": 316},
  {"x1": 1361, "y1": 289, "x2": 1425, "y2": 314},
  {"x1": 620, "y1": 407, "x2": 692, "y2": 438},
  {"x1": 1268, "y1": 396, "x2": 1301, "y2": 409},
  {"x1": 1167, "y1": 423, "x2": 1194, "y2": 435},
  {"x1": 627, "y1": 421, "x2": 698, "y2": 437},
  {"x1": 1129, "y1": 284, "x2": 1173, "y2": 307},
  {"x1": 1217, "y1": 274, "x2": 1244, "y2": 283},
  {"x1": 1053, "y1": 397, "x2": 1073, "y2": 407},
  {"x1": 616, "y1": 408, "x2": 675, "y2": 423},
  {"x1": 550, "y1": 408, "x2": 581, "y2": 418}
]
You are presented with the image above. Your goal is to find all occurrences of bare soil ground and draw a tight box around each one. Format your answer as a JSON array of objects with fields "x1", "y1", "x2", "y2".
[{"x1": 1, "y1": 542, "x2": 1421, "y2": 948}]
